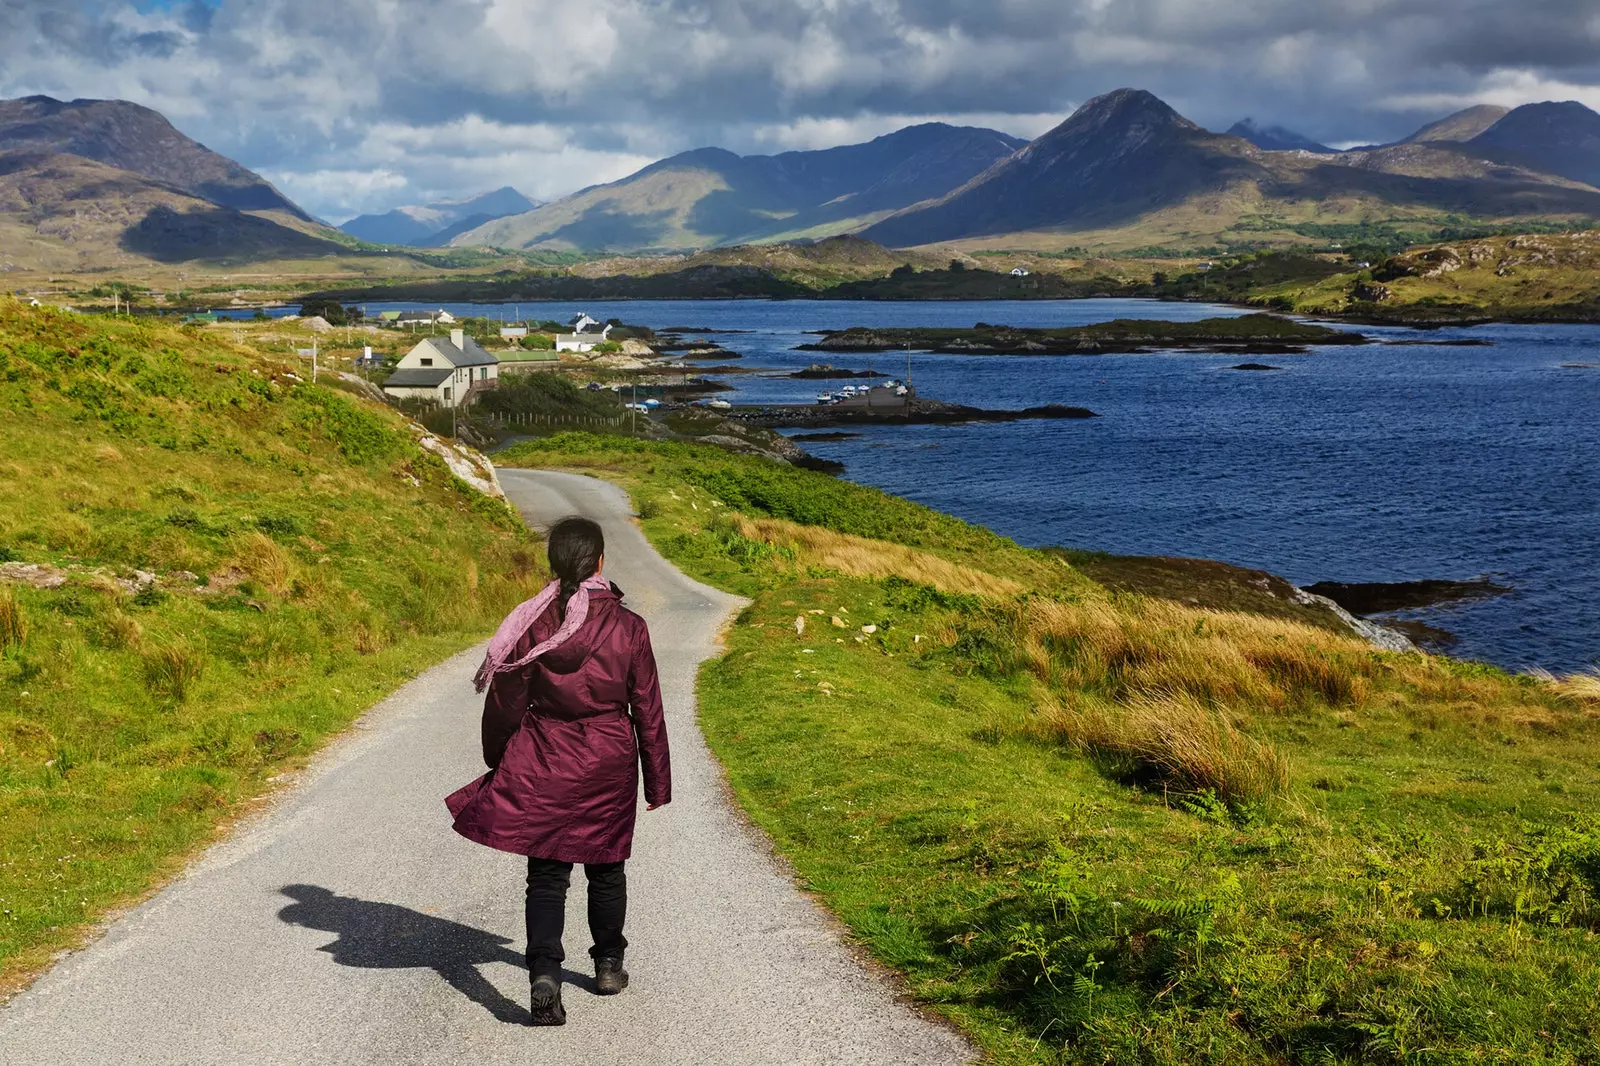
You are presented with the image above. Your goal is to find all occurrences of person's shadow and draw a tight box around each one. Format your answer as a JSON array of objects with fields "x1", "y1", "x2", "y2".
[{"x1": 277, "y1": 885, "x2": 591, "y2": 1024}]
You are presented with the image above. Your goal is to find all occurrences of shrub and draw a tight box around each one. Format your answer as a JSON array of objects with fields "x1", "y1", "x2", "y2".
[
  {"x1": 255, "y1": 512, "x2": 306, "y2": 539},
  {"x1": 284, "y1": 388, "x2": 402, "y2": 464},
  {"x1": 142, "y1": 637, "x2": 205, "y2": 703},
  {"x1": 95, "y1": 608, "x2": 144, "y2": 650},
  {"x1": 1455, "y1": 819, "x2": 1600, "y2": 927}
]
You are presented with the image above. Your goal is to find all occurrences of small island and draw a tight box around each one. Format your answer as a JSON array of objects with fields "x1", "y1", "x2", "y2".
[
  {"x1": 728, "y1": 399, "x2": 1100, "y2": 430},
  {"x1": 798, "y1": 314, "x2": 1367, "y2": 356},
  {"x1": 787, "y1": 364, "x2": 887, "y2": 380}
]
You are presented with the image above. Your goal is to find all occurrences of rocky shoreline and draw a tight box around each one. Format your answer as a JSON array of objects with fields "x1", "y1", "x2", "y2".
[{"x1": 724, "y1": 399, "x2": 1100, "y2": 429}]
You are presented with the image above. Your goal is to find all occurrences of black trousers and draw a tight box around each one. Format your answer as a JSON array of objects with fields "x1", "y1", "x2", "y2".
[{"x1": 525, "y1": 857, "x2": 628, "y2": 979}]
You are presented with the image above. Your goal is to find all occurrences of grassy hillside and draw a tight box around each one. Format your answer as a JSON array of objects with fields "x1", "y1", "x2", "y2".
[
  {"x1": 501, "y1": 434, "x2": 1600, "y2": 1065},
  {"x1": 0, "y1": 301, "x2": 541, "y2": 994},
  {"x1": 1251, "y1": 231, "x2": 1600, "y2": 321}
]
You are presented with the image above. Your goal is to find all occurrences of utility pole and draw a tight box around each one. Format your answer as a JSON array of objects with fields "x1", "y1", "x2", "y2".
[{"x1": 312, "y1": 341, "x2": 319, "y2": 384}]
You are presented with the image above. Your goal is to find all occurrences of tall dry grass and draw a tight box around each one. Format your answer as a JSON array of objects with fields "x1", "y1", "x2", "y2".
[
  {"x1": 1040, "y1": 692, "x2": 1290, "y2": 806},
  {"x1": 0, "y1": 588, "x2": 24, "y2": 650},
  {"x1": 230, "y1": 530, "x2": 299, "y2": 597},
  {"x1": 1532, "y1": 668, "x2": 1600, "y2": 707},
  {"x1": 730, "y1": 514, "x2": 1022, "y2": 599},
  {"x1": 999, "y1": 593, "x2": 1553, "y2": 717}
]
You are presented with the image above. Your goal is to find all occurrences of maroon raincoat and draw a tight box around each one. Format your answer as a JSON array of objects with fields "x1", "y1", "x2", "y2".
[{"x1": 446, "y1": 583, "x2": 670, "y2": 864}]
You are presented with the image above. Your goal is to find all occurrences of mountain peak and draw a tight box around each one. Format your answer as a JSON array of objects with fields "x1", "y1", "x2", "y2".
[
  {"x1": 1066, "y1": 88, "x2": 1191, "y2": 129},
  {"x1": 1470, "y1": 99, "x2": 1600, "y2": 186},
  {"x1": 861, "y1": 88, "x2": 1260, "y2": 246},
  {"x1": 1403, "y1": 104, "x2": 1510, "y2": 144},
  {"x1": 1226, "y1": 118, "x2": 1334, "y2": 154},
  {"x1": 0, "y1": 93, "x2": 305, "y2": 218}
]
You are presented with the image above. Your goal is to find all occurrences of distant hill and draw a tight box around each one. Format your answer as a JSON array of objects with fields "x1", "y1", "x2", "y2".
[
  {"x1": 339, "y1": 187, "x2": 538, "y2": 247},
  {"x1": 1469, "y1": 101, "x2": 1600, "y2": 187},
  {"x1": 0, "y1": 96, "x2": 306, "y2": 216},
  {"x1": 1402, "y1": 105, "x2": 1510, "y2": 144},
  {"x1": 1226, "y1": 119, "x2": 1334, "y2": 154},
  {"x1": 451, "y1": 124, "x2": 1028, "y2": 252},
  {"x1": 0, "y1": 95, "x2": 345, "y2": 270},
  {"x1": 859, "y1": 89, "x2": 1600, "y2": 250}
]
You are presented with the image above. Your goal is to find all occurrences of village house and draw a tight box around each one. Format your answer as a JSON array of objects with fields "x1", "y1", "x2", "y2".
[
  {"x1": 380, "y1": 329, "x2": 498, "y2": 408},
  {"x1": 392, "y1": 309, "x2": 457, "y2": 328},
  {"x1": 553, "y1": 311, "x2": 614, "y2": 353},
  {"x1": 1010, "y1": 267, "x2": 1031, "y2": 277}
]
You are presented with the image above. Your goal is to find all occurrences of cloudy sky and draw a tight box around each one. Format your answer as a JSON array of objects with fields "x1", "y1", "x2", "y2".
[{"x1": 6, "y1": 0, "x2": 1600, "y2": 222}]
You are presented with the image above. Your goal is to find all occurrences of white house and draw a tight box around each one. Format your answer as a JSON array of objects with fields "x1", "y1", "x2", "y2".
[
  {"x1": 381, "y1": 329, "x2": 499, "y2": 408},
  {"x1": 569, "y1": 312, "x2": 601, "y2": 333},
  {"x1": 554, "y1": 322, "x2": 614, "y2": 353},
  {"x1": 1010, "y1": 267, "x2": 1031, "y2": 277},
  {"x1": 393, "y1": 309, "x2": 457, "y2": 328}
]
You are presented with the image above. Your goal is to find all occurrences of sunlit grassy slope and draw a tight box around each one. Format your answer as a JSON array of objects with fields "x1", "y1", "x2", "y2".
[
  {"x1": 1259, "y1": 230, "x2": 1600, "y2": 319},
  {"x1": 502, "y1": 433, "x2": 1600, "y2": 1065},
  {"x1": 0, "y1": 301, "x2": 541, "y2": 994}
]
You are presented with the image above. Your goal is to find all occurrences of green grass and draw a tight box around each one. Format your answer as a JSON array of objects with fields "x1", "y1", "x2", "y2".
[
  {"x1": 502, "y1": 433, "x2": 1600, "y2": 1065},
  {"x1": 0, "y1": 300, "x2": 542, "y2": 993}
]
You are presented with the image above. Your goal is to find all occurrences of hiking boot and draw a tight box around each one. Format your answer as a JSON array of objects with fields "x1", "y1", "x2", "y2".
[
  {"x1": 529, "y1": 974, "x2": 566, "y2": 1026},
  {"x1": 594, "y1": 957, "x2": 629, "y2": 996}
]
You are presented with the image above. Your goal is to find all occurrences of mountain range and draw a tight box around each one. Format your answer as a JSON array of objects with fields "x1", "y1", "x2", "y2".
[
  {"x1": 0, "y1": 95, "x2": 346, "y2": 270},
  {"x1": 338, "y1": 187, "x2": 540, "y2": 247},
  {"x1": 458, "y1": 91, "x2": 1600, "y2": 254},
  {"x1": 455, "y1": 123, "x2": 1029, "y2": 252},
  {"x1": 6, "y1": 89, "x2": 1600, "y2": 271},
  {"x1": 856, "y1": 91, "x2": 1600, "y2": 248}
]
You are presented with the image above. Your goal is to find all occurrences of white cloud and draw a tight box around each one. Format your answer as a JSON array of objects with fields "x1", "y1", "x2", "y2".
[
  {"x1": 1380, "y1": 68, "x2": 1600, "y2": 113},
  {"x1": 748, "y1": 112, "x2": 1064, "y2": 152}
]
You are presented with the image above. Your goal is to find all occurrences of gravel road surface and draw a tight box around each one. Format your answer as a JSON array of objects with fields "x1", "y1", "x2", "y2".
[{"x1": 0, "y1": 468, "x2": 973, "y2": 1066}]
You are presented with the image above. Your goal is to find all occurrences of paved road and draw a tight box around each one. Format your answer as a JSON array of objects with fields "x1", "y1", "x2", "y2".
[{"x1": 0, "y1": 469, "x2": 973, "y2": 1066}]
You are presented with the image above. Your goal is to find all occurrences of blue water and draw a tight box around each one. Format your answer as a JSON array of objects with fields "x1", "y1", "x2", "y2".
[{"x1": 279, "y1": 298, "x2": 1600, "y2": 671}]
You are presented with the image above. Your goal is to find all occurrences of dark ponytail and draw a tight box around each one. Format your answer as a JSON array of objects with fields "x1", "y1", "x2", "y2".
[{"x1": 546, "y1": 516, "x2": 604, "y2": 616}]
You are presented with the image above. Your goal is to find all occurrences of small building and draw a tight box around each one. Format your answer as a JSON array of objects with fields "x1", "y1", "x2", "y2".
[
  {"x1": 569, "y1": 312, "x2": 602, "y2": 334},
  {"x1": 1010, "y1": 267, "x2": 1031, "y2": 277},
  {"x1": 496, "y1": 349, "x2": 562, "y2": 374},
  {"x1": 554, "y1": 323, "x2": 614, "y2": 353},
  {"x1": 378, "y1": 311, "x2": 403, "y2": 324},
  {"x1": 381, "y1": 329, "x2": 499, "y2": 408},
  {"x1": 392, "y1": 309, "x2": 457, "y2": 328}
]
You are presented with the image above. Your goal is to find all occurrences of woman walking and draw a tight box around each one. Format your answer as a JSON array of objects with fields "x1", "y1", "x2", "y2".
[{"x1": 446, "y1": 517, "x2": 670, "y2": 1026}]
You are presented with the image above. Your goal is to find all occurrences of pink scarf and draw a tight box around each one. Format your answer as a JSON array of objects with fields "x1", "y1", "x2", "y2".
[{"x1": 473, "y1": 573, "x2": 612, "y2": 693}]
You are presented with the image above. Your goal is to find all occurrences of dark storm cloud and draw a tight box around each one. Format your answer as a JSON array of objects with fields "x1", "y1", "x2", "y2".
[{"x1": 3, "y1": 0, "x2": 1598, "y2": 218}]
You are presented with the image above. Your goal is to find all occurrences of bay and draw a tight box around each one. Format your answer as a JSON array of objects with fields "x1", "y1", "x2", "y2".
[{"x1": 320, "y1": 298, "x2": 1600, "y2": 672}]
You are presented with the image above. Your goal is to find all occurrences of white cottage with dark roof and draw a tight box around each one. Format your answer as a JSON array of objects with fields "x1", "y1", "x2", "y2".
[{"x1": 381, "y1": 329, "x2": 499, "y2": 408}]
